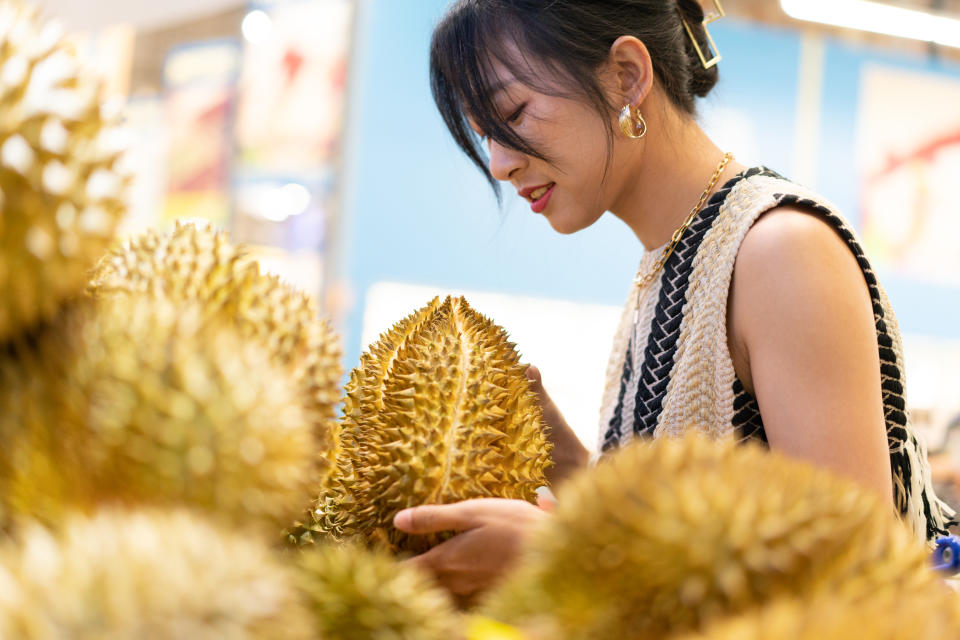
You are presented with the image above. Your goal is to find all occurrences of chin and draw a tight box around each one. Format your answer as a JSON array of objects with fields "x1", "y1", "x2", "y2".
[{"x1": 546, "y1": 208, "x2": 602, "y2": 235}]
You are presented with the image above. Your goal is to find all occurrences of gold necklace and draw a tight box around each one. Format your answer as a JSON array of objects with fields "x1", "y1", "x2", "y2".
[{"x1": 632, "y1": 151, "x2": 733, "y2": 324}]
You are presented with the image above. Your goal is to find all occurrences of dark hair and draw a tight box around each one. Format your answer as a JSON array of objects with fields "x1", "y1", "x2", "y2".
[{"x1": 429, "y1": 0, "x2": 719, "y2": 195}]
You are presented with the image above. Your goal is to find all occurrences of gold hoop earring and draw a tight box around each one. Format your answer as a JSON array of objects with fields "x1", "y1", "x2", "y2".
[{"x1": 619, "y1": 104, "x2": 647, "y2": 139}]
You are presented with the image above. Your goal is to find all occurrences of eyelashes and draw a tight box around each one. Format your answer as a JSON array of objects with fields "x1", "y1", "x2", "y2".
[
  {"x1": 506, "y1": 103, "x2": 526, "y2": 124},
  {"x1": 474, "y1": 102, "x2": 527, "y2": 143}
]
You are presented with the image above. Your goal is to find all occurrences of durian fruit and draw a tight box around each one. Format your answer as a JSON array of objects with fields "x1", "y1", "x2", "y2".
[
  {"x1": 293, "y1": 542, "x2": 462, "y2": 639},
  {"x1": 0, "y1": 0, "x2": 128, "y2": 343},
  {"x1": 0, "y1": 295, "x2": 316, "y2": 531},
  {"x1": 87, "y1": 222, "x2": 342, "y2": 486},
  {"x1": 316, "y1": 296, "x2": 552, "y2": 552},
  {"x1": 0, "y1": 508, "x2": 314, "y2": 639},
  {"x1": 482, "y1": 434, "x2": 932, "y2": 640},
  {"x1": 674, "y1": 585, "x2": 960, "y2": 640},
  {"x1": 304, "y1": 296, "x2": 444, "y2": 544}
]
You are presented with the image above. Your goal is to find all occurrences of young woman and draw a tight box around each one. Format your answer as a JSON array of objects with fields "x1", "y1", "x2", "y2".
[{"x1": 392, "y1": 0, "x2": 955, "y2": 600}]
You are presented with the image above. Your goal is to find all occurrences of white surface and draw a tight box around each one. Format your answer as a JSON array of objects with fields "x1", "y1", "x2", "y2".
[
  {"x1": 362, "y1": 282, "x2": 624, "y2": 454},
  {"x1": 36, "y1": 0, "x2": 246, "y2": 31},
  {"x1": 901, "y1": 333, "x2": 960, "y2": 450}
]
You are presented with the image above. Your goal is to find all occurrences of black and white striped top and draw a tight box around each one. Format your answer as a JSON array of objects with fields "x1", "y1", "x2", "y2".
[{"x1": 598, "y1": 167, "x2": 955, "y2": 542}]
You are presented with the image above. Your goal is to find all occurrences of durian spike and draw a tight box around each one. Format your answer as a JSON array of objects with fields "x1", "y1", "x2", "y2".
[
  {"x1": 322, "y1": 295, "x2": 552, "y2": 553},
  {"x1": 0, "y1": 295, "x2": 316, "y2": 532},
  {"x1": 482, "y1": 434, "x2": 931, "y2": 640},
  {"x1": 673, "y1": 584, "x2": 960, "y2": 640},
  {"x1": 0, "y1": 0, "x2": 129, "y2": 343},
  {"x1": 88, "y1": 222, "x2": 342, "y2": 487},
  {"x1": 293, "y1": 542, "x2": 462, "y2": 640},
  {"x1": 303, "y1": 296, "x2": 444, "y2": 544},
  {"x1": 0, "y1": 508, "x2": 314, "y2": 639}
]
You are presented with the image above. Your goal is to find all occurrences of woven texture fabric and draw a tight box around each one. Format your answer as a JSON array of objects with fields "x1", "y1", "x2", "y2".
[{"x1": 598, "y1": 167, "x2": 955, "y2": 542}]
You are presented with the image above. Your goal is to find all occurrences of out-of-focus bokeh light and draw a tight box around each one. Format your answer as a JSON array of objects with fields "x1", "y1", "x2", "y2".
[
  {"x1": 241, "y1": 9, "x2": 272, "y2": 45},
  {"x1": 242, "y1": 182, "x2": 312, "y2": 222}
]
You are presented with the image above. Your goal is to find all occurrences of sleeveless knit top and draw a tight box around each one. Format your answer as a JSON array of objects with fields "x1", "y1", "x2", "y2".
[{"x1": 597, "y1": 166, "x2": 955, "y2": 543}]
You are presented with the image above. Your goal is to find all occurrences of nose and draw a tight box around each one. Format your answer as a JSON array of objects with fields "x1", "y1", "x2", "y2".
[{"x1": 488, "y1": 138, "x2": 526, "y2": 182}]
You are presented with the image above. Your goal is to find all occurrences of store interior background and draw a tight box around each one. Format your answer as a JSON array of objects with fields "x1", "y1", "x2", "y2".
[{"x1": 38, "y1": 0, "x2": 960, "y2": 502}]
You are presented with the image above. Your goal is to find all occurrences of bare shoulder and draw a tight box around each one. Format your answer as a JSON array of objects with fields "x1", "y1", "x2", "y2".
[
  {"x1": 732, "y1": 205, "x2": 869, "y2": 304},
  {"x1": 728, "y1": 205, "x2": 876, "y2": 392},
  {"x1": 735, "y1": 205, "x2": 855, "y2": 273}
]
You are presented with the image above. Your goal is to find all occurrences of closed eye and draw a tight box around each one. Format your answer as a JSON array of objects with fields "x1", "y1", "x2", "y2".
[
  {"x1": 506, "y1": 103, "x2": 526, "y2": 124},
  {"x1": 471, "y1": 103, "x2": 526, "y2": 142}
]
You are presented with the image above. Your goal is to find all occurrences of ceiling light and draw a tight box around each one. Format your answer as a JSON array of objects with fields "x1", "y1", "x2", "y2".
[{"x1": 781, "y1": 0, "x2": 960, "y2": 49}]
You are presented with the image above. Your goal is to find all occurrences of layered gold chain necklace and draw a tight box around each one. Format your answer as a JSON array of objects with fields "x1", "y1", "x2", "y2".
[{"x1": 632, "y1": 152, "x2": 734, "y2": 326}]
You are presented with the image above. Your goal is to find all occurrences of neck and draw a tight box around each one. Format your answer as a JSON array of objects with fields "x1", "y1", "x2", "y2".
[{"x1": 608, "y1": 106, "x2": 748, "y2": 251}]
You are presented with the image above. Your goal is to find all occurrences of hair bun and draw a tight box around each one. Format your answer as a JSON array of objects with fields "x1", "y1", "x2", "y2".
[{"x1": 676, "y1": 0, "x2": 720, "y2": 98}]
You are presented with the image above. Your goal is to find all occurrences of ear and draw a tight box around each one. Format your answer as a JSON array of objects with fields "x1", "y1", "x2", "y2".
[{"x1": 605, "y1": 36, "x2": 655, "y2": 108}]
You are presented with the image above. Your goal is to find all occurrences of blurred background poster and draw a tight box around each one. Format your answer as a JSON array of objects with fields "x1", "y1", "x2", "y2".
[
  {"x1": 858, "y1": 64, "x2": 960, "y2": 285},
  {"x1": 162, "y1": 39, "x2": 241, "y2": 228},
  {"x1": 232, "y1": 0, "x2": 353, "y2": 302},
  {"x1": 235, "y1": 0, "x2": 350, "y2": 171}
]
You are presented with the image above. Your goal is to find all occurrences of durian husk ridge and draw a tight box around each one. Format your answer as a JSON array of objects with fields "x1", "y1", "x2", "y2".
[
  {"x1": 482, "y1": 433, "x2": 932, "y2": 640},
  {"x1": 0, "y1": 295, "x2": 317, "y2": 532},
  {"x1": 87, "y1": 222, "x2": 342, "y2": 491},
  {"x1": 0, "y1": 0, "x2": 129, "y2": 343},
  {"x1": 293, "y1": 542, "x2": 462, "y2": 640},
  {"x1": 0, "y1": 507, "x2": 314, "y2": 638}
]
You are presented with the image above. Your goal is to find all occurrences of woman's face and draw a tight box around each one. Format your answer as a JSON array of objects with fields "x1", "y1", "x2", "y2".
[{"x1": 468, "y1": 59, "x2": 623, "y2": 235}]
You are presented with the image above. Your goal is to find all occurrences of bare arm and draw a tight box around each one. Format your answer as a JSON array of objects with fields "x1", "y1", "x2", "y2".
[
  {"x1": 525, "y1": 365, "x2": 589, "y2": 488},
  {"x1": 728, "y1": 207, "x2": 894, "y2": 507}
]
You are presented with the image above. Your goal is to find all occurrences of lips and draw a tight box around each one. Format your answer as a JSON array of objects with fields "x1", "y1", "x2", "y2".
[
  {"x1": 529, "y1": 185, "x2": 551, "y2": 200},
  {"x1": 518, "y1": 182, "x2": 555, "y2": 201},
  {"x1": 529, "y1": 184, "x2": 555, "y2": 214}
]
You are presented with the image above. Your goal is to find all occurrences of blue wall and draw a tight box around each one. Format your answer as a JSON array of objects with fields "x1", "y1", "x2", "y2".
[{"x1": 337, "y1": 0, "x2": 960, "y2": 371}]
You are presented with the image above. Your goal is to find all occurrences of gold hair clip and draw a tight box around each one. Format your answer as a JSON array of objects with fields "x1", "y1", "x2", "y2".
[{"x1": 681, "y1": 0, "x2": 725, "y2": 70}]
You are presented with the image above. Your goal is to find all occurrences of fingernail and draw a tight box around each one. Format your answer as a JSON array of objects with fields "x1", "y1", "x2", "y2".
[{"x1": 394, "y1": 509, "x2": 411, "y2": 529}]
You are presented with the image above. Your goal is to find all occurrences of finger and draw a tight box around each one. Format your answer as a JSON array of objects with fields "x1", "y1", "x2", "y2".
[
  {"x1": 402, "y1": 542, "x2": 479, "y2": 600},
  {"x1": 402, "y1": 546, "x2": 441, "y2": 572},
  {"x1": 524, "y1": 365, "x2": 541, "y2": 385},
  {"x1": 393, "y1": 501, "x2": 485, "y2": 534}
]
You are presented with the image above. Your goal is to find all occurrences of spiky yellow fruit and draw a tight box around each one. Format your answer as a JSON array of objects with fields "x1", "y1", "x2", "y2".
[
  {"x1": 293, "y1": 543, "x2": 461, "y2": 640},
  {"x1": 0, "y1": 1, "x2": 127, "y2": 342},
  {"x1": 483, "y1": 434, "x2": 930, "y2": 640},
  {"x1": 675, "y1": 586, "x2": 960, "y2": 640},
  {"x1": 0, "y1": 295, "x2": 315, "y2": 531},
  {"x1": 0, "y1": 508, "x2": 313, "y2": 639},
  {"x1": 88, "y1": 222, "x2": 342, "y2": 486},
  {"x1": 317, "y1": 296, "x2": 552, "y2": 552}
]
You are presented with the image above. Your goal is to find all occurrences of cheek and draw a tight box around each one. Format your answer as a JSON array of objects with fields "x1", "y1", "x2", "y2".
[{"x1": 567, "y1": 145, "x2": 612, "y2": 211}]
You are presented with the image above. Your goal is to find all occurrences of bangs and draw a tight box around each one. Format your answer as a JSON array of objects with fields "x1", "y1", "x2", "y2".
[
  {"x1": 430, "y1": 6, "x2": 534, "y2": 198},
  {"x1": 430, "y1": 1, "x2": 620, "y2": 199},
  {"x1": 430, "y1": 3, "x2": 602, "y2": 198}
]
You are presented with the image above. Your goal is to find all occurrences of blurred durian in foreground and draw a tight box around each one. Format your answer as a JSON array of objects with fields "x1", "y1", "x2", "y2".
[
  {"x1": 88, "y1": 222, "x2": 342, "y2": 485},
  {"x1": 0, "y1": 0, "x2": 128, "y2": 343},
  {"x1": 674, "y1": 586, "x2": 960, "y2": 640},
  {"x1": 315, "y1": 296, "x2": 552, "y2": 552},
  {"x1": 0, "y1": 295, "x2": 316, "y2": 531},
  {"x1": 483, "y1": 434, "x2": 932, "y2": 640},
  {"x1": 0, "y1": 508, "x2": 313, "y2": 639},
  {"x1": 293, "y1": 543, "x2": 461, "y2": 640}
]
